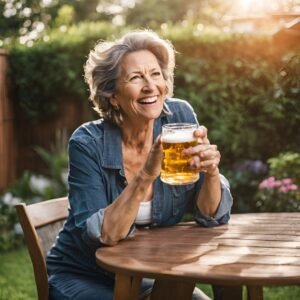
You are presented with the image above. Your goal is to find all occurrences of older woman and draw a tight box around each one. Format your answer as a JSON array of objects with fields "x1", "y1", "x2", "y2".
[{"x1": 47, "y1": 30, "x2": 233, "y2": 300}]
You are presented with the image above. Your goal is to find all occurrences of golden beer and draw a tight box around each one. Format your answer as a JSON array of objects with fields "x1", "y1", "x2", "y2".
[{"x1": 161, "y1": 123, "x2": 199, "y2": 185}]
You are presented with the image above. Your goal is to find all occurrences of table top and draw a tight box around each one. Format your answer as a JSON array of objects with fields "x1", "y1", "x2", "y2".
[{"x1": 96, "y1": 212, "x2": 300, "y2": 286}]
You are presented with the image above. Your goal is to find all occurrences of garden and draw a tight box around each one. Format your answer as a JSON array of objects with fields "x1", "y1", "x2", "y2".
[{"x1": 0, "y1": 0, "x2": 300, "y2": 299}]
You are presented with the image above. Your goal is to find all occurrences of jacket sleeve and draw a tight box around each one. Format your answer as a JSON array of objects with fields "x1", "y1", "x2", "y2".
[
  {"x1": 68, "y1": 138, "x2": 134, "y2": 250},
  {"x1": 194, "y1": 174, "x2": 233, "y2": 227}
]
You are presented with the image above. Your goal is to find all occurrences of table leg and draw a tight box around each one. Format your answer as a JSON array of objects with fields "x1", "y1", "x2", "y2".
[
  {"x1": 113, "y1": 273, "x2": 142, "y2": 300},
  {"x1": 150, "y1": 279, "x2": 195, "y2": 300},
  {"x1": 213, "y1": 285, "x2": 243, "y2": 300},
  {"x1": 246, "y1": 285, "x2": 263, "y2": 300}
]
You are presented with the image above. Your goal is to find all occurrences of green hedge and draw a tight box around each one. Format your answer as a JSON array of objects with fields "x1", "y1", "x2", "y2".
[
  {"x1": 7, "y1": 22, "x2": 300, "y2": 212},
  {"x1": 8, "y1": 23, "x2": 299, "y2": 159}
]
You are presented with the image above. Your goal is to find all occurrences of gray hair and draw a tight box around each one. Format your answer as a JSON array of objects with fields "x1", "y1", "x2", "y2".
[{"x1": 84, "y1": 30, "x2": 175, "y2": 126}]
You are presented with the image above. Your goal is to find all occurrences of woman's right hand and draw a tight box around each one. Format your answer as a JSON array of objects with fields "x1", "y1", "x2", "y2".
[{"x1": 142, "y1": 135, "x2": 163, "y2": 179}]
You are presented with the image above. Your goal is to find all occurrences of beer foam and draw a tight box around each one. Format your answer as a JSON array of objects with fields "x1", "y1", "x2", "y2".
[{"x1": 162, "y1": 132, "x2": 195, "y2": 143}]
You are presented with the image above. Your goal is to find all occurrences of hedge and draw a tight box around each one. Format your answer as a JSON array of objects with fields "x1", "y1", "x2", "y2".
[{"x1": 7, "y1": 22, "x2": 300, "y2": 198}]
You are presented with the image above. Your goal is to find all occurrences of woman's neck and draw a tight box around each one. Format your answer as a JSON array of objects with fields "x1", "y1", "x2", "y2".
[{"x1": 120, "y1": 120, "x2": 154, "y2": 151}]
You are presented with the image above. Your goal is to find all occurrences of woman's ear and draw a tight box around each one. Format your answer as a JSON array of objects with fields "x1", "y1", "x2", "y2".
[
  {"x1": 110, "y1": 94, "x2": 119, "y2": 110},
  {"x1": 110, "y1": 94, "x2": 118, "y2": 106}
]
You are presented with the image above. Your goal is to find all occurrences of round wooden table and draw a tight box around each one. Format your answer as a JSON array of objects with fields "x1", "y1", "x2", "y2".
[{"x1": 96, "y1": 213, "x2": 300, "y2": 300}]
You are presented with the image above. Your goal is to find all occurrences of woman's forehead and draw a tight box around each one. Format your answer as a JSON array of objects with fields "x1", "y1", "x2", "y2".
[{"x1": 120, "y1": 50, "x2": 160, "y2": 73}]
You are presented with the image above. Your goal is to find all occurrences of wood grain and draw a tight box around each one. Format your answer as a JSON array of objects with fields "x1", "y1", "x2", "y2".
[{"x1": 96, "y1": 213, "x2": 300, "y2": 299}]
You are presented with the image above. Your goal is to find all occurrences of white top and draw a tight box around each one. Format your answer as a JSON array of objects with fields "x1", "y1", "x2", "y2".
[{"x1": 135, "y1": 200, "x2": 152, "y2": 225}]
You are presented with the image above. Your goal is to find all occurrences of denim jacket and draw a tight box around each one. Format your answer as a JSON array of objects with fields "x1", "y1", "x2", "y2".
[{"x1": 47, "y1": 98, "x2": 233, "y2": 278}]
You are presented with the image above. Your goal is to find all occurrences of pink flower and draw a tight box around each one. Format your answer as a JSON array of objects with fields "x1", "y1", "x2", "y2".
[
  {"x1": 281, "y1": 178, "x2": 293, "y2": 185},
  {"x1": 287, "y1": 184, "x2": 298, "y2": 191},
  {"x1": 279, "y1": 186, "x2": 288, "y2": 193},
  {"x1": 259, "y1": 176, "x2": 298, "y2": 192},
  {"x1": 274, "y1": 180, "x2": 282, "y2": 187},
  {"x1": 259, "y1": 176, "x2": 276, "y2": 189}
]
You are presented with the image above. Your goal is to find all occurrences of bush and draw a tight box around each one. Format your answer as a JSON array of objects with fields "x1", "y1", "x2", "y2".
[
  {"x1": 5, "y1": 22, "x2": 300, "y2": 213},
  {"x1": 175, "y1": 41, "x2": 300, "y2": 166},
  {"x1": 0, "y1": 132, "x2": 68, "y2": 252},
  {"x1": 254, "y1": 152, "x2": 300, "y2": 212}
]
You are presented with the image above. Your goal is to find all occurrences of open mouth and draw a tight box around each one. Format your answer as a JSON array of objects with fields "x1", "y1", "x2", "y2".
[{"x1": 138, "y1": 96, "x2": 158, "y2": 105}]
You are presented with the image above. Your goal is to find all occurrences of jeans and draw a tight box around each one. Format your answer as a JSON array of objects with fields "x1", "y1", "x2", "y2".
[
  {"x1": 49, "y1": 272, "x2": 153, "y2": 300},
  {"x1": 49, "y1": 272, "x2": 215, "y2": 300}
]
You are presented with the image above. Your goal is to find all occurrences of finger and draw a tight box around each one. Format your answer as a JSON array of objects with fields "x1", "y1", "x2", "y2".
[
  {"x1": 199, "y1": 158, "x2": 220, "y2": 170},
  {"x1": 188, "y1": 155, "x2": 201, "y2": 170},
  {"x1": 183, "y1": 144, "x2": 217, "y2": 157},
  {"x1": 151, "y1": 135, "x2": 163, "y2": 153},
  {"x1": 194, "y1": 126, "x2": 210, "y2": 144},
  {"x1": 154, "y1": 134, "x2": 162, "y2": 145},
  {"x1": 199, "y1": 148, "x2": 220, "y2": 160}
]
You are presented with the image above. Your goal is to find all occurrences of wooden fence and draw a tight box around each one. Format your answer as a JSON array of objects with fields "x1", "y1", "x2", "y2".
[
  {"x1": 0, "y1": 50, "x2": 16, "y2": 190},
  {"x1": 0, "y1": 52, "x2": 91, "y2": 191}
]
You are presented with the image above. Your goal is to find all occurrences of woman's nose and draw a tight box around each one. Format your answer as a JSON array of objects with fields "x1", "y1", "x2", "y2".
[{"x1": 142, "y1": 77, "x2": 155, "y2": 92}]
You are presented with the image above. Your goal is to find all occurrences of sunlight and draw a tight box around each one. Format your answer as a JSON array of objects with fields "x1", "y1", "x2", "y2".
[
  {"x1": 236, "y1": 0, "x2": 267, "y2": 15},
  {"x1": 232, "y1": 0, "x2": 300, "y2": 16},
  {"x1": 240, "y1": 0, "x2": 253, "y2": 10}
]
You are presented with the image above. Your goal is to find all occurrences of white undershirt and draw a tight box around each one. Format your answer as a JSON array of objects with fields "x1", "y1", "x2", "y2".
[{"x1": 135, "y1": 200, "x2": 152, "y2": 225}]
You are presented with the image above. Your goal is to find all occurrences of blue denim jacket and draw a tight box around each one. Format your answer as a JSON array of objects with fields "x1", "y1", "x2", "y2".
[{"x1": 47, "y1": 98, "x2": 233, "y2": 278}]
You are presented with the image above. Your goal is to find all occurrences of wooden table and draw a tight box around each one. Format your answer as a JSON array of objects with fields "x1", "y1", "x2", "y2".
[{"x1": 96, "y1": 213, "x2": 300, "y2": 300}]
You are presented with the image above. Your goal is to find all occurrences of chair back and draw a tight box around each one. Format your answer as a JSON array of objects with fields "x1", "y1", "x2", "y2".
[{"x1": 16, "y1": 197, "x2": 69, "y2": 300}]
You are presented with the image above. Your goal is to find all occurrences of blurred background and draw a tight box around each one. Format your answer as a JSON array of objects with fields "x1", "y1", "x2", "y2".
[{"x1": 0, "y1": 0, "x2": 299, "y2": 299}]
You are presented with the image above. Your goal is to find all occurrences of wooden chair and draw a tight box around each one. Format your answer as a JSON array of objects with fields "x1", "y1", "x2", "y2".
[
  {"x1": 16, "y1": 196, "x2": 152, "y2": 300},
  {"x1": 15, "y1": 197, "x2": 69, "y2": 300}
]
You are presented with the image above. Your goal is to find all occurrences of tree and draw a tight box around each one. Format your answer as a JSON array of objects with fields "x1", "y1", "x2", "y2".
[
  {"x1": 0, "y1": 0, "x2": 100, "y2": 42},
  {"x1": 124, "y1": 0, "x2": 230, "y2": 29}
]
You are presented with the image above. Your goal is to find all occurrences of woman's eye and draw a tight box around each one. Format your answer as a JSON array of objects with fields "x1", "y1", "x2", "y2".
[
  {"x1": 130, "y1": 75, "x2": 141, "y2": 81},
  {"x1": 152, "y1": 72, "x2": 161, "y2": 77}
]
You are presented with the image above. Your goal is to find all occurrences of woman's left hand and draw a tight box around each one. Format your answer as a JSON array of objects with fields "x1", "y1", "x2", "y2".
[{"x1": 182, "y1": 126, "x2": 220, "y2": 176}]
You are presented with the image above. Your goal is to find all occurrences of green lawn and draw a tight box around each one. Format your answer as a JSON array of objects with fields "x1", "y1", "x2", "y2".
[
  {"x1": 0, "y1": 247, "x2": 36, "y2": 300},
  {"x1": 0, "y1": 246, "x2": 299, "y2": 300}
]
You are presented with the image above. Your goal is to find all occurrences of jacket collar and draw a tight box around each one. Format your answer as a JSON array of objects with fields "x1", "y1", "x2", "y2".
[
  {"x1": 102, "y1": 121, "x2": 123, "y2": 171},
  {"x1": 101, "y1": 103, "x2": 169, "y2": 171}
]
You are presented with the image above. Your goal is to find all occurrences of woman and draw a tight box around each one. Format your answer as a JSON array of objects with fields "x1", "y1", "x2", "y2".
[{"x1": 47, "y1": 30, "x2": 233, "y2": 300}]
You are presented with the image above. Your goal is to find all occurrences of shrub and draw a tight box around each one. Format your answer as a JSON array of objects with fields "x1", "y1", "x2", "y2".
[
  {"x1": 254, "y1": 152, "x2": 300, "y2": 212},
  {"x1": 5, "y1": 22, "x2": 300, "y2": 214},
  {"x1": 0, "y1": 133, "x2": 68, "y2": 252}
]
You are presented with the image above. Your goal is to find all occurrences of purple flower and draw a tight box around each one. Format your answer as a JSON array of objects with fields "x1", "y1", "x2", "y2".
[{"x1": 234, "y1": 160, "x2": 268, "y2": 174}]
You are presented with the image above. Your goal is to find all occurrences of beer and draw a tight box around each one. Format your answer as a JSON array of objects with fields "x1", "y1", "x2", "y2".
[{"x1": 161, "y1": 123, "x2": 199, "y2": 185}]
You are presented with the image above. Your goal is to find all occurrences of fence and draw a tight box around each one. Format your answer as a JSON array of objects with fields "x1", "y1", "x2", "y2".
[
  {"x1": 0, "y1": 52, "x2": 91, "y2": 190},
  {"x1": 0, "y1": 50, "x2": 16, "y2": 190}
]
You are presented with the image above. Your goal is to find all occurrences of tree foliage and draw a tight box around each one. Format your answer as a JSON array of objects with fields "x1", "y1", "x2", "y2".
[{"x1": 1, "y1": 0, "x2": 231, "y2": 42}]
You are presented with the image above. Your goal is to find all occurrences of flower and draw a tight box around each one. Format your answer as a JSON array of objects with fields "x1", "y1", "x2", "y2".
[
  {"x1": 1, "y1": 192, "x2": 22, "y2": 207},
  {"x1": 60, "y1": 169, "x2": 69, "y2": 187},
  {"x1": 234, "y1": 160, "x2": 268, "y2": 174},
  {"x1": 14, "y1": 223, "x2": 23, "y2": 235},
  {"x1": 29, "y1": 175, "x2": 52, "y2": 193},
  {"x1": 259, "y1": 177, "x2": 298, "y2": 193}
]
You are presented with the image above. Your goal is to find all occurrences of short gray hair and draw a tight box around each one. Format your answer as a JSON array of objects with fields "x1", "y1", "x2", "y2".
[{"x1": 84, "y1": 30, "x2": 175, "y2": 126}]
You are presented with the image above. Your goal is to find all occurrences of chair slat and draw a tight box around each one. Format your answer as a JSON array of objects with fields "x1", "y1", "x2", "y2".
[
  {"x1": 37, "y1": 219, "x2": 66, "y2": 257},
  {"x1": 26, "y1": 197, "x2": 69, "y2": 227}
]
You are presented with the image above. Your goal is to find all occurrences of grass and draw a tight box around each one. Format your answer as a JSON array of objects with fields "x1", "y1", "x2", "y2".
[
  {"x1": 0, "y1": 246, "x2": 299, "y2": 300},
  {"x1": 197, "y1": 284, "x2": 300, "y2": 300},
  {"x1": 0, "y1": 247, "x2": 36, "y2": 300}
]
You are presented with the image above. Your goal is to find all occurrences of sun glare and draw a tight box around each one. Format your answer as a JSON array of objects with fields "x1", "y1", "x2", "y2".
[
  {"x1": 237, "y1": 0, "x2": 268, "y2": 15},
  {"x1": 233, "y1": 0, "x2": 300, "y2": 16}
]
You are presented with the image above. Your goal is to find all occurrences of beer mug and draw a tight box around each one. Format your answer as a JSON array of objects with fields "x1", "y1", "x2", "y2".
[{"x1": 161, "y1": 123, "x2": 199, "y2": 185}]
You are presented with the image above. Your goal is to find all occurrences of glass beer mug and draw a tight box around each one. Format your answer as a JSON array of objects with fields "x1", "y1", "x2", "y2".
[{"x1": 161, "y1": 123, "x2": 199, "y2": 185}]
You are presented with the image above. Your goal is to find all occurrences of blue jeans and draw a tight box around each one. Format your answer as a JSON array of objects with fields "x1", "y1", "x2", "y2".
[
  {"x1": 49, "y1": 272, "x2": 153, "y2": 300},
  {"x1": 49, "y1": 272, "x2": 214, "y2": 299}
]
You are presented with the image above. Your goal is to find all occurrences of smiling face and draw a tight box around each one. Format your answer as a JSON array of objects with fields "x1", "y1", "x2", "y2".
[{"x1": 111, "y1": 50, "x2": 166, "y2": 127}]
